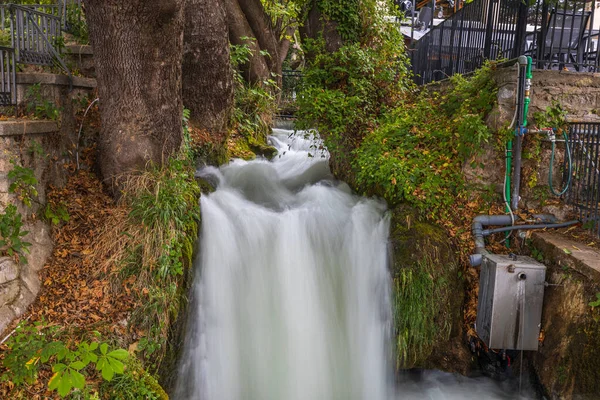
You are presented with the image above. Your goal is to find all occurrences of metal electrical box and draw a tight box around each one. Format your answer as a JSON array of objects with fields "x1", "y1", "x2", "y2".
[{"x1": 476, "y1": 254, "x2": 546, "y2": 351}]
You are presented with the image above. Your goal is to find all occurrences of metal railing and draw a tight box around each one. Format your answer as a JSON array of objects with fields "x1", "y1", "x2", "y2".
[
  {"x1": 60, "y1": 0, "x2": 82, "y2": 32},
  {"x1": 279, "y1": 70, "x2": 302, "y2": 110},
  {"x1": 527, "y1": 0, "x2": 599, "y2": 72},
  {"x1": 566, "y1": 122, "x2": 600, "y2": 238},
  {"x1": 0, "y1": 3, "x2": 72, "y2": 107},
  {"x1": 0, "y1": 46, "x2": 16, "y2": 106},
  {"x1": 21, "y1": 4, "x2": 59, "y2": 17},
  {"x1": 12, "y1": 5, "x2": 62, "y2": 66},
  {"x1": 411, "y1": 0, "x2": 528, "y2": 84},
  {"x1": 411, "y1": 0, "x2": 600, "y2": 84}
]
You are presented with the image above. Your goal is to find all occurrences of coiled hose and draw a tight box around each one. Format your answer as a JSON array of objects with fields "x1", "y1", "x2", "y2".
[{"x1": 549, "y1": 132, "x2": 572, "y2": 196}]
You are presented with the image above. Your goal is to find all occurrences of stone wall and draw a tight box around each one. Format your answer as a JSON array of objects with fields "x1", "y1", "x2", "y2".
[
  {"x1": 478, "y1": 67, "x2": 600, "y2": 399},
  {"x1": 0, "y1": 73, "x2": 97, "y2": 335},
  {"x1": 464, "y1": 66, "x2": 600, "y2": 217},
  {"x1": 493, "y1": 67, "x2": 600, "y2": 125},
  {"x1": 64, "y1": 45, "x2": 95, "y2": 78},
  {"x1": 527, "y1": 233, "x2": 600, "y2": 400}
]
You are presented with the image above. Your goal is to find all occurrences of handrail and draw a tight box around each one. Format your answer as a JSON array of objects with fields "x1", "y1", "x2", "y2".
[
  {"x1": 0, "y1": 3, "x2": 73, "y2": 107},
  {"x1": 0, "y1": 45, "x2": 17, "y2": 108},
  {"x1": 9, "y1": 4, "x2": 71, "y2": 87},
  {"x1": 23, "y1": 7, "x2": 72, "y2": 87}
]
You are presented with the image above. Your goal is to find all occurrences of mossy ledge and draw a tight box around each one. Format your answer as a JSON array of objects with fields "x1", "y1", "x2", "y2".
[{"x1": 389, "y1": 205, "x2": 472, "y2": 373}]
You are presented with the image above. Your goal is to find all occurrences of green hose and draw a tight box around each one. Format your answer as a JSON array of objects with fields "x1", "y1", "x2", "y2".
[
  {"x1": 549, "y1": 132, "x2": 572, "y2": 196},
  {"x1": 523, "y1": 57, "x2": 532, "y2": 128}
]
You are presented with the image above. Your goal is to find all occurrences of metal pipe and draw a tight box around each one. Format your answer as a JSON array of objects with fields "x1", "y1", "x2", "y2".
[
  {"x1": 482, "y1": 220, "x2": 579, "y2": 236},
  {"x1": 469, "y1": 214, "x2": 561, "y2": 267},
  {"x1": 511, "y1": 56, "x2": 528, "y2": 211}
]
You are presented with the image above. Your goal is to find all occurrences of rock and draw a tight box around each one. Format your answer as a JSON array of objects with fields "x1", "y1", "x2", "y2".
[
  {"x1": 9, "y1": 285, "x2": 35, "y2": 317},
  {"x1": 249, "y1": 142, "x2": 278, "y2": 160},
  {"x1": 0, "y1": 257, "x2": 19, "y2": 285},
  {"x1": 23, "y1": 221, "x2": 53, "y2": 272},
  {"x1": 0, "y1": 305, "x2": 16, "y2": 336},
  {"x1": 388, "y1": 205, "x2": 471, "y2": 373},
  {"x1": 19, "y1": 265, "x2": 40, "y2": 296},
  {"x1": 0, "y1": 280, "x2": 20, "y2": 308}
]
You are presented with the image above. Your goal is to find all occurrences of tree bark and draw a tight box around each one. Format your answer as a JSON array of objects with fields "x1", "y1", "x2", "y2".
[
  {"x1": 224, "y1": 0, "x2": 271, "y2": 84},
  {"x1": 300, "y1": 0, "x2": 343, "y2": 54},
  {"x1": 237, "y1": 0, "x2": 279, "y2": 72},
  {"x1": 183, "y1": 0, "x2": 234, "y2": 136},
  {"x1": 85, "y1": 0, "x2": 184, "y2": 190}
]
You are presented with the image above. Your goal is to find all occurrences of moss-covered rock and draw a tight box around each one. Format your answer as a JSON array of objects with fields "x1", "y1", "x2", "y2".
[
  {"x1": 389, "y1": 205, "x2": 472, "y2": 373},
  {"x1": 248, "y1": 140, "x2": 278, "y2": 159}
]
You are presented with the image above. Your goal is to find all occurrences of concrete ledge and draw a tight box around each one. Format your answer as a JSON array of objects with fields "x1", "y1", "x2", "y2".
[
  {"x1": 0, "y1": 120, "x2": 59, "y2": 137},
  {"x1": 65, "y1": 44, "x2": 93, "y2": 56},
  {"x1": 16, "y1": 73, "x2": 96, "y2": 89},
  {"x1": 531, "y1": 231, "x2": 600, "y2": 282}
]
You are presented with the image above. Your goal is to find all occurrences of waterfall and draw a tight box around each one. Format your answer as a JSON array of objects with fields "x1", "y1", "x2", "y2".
[
  {"x1": 175, "y1": 129, "x2": 393, "y2": 400},
  {"x1": 174, "y1": 129, "x2": 538, "y2": 400}
]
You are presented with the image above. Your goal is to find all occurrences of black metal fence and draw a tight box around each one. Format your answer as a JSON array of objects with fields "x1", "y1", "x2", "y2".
[
  {"x1": 411, "y1": 0, "x2": 528, "y2": 84},
  {"x1": 12, "y1": 5, "x2": 62, "y2": 66},
  {"x1": 281, "y1": 70, "x2": 302, "y2": 101},
  {"x1": 0, "y1": 3, "x2": 72, "y2": 107},
  {"x1": 566, "y1": 122, "x2": 600, "y2": 238},
  {"x1": 0, "y1": 46, "x2": 16, "y2": 106},
  {"x1": 278, "y1": 70, "x2": 303, "y2": 116},
  {"x1": 411, "y1": 0, "x2": 600, "y2": 84}
]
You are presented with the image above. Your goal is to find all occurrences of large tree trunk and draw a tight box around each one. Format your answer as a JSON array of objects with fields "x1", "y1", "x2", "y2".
[
  {"x1": 237, "y1": 0, "x2": 279, "y2": 72},
  {"x1": 225, "y1": 0, "x2": 295, "y2": 86},
  {"x1": 85, "y1": 0, "x2": 184, "y2": 191},
  {"x1": 224, "y1": 0, "x2": 271, "y2": 84},
  {"x1": 183, "y1": 0, "x2": 234, "y2": 137}
]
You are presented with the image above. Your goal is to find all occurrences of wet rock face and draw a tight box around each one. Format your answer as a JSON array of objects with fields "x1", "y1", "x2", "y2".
[
  {"x1": 528, "y1": 233, "x2": 600, "y2": 400},
  {"x1": 388, "y1": 205, "x2": 473, "y2": 374},
  {"x1": 532, "y1": 266, "x2": 600, "y2": 400}
]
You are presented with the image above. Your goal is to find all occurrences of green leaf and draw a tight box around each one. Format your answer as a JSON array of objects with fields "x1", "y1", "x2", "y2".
[
  {"x1": 95, "y1": 357, "x2": 106, "y2": 372},
  {"x1": 70, "y1": 361, "x2": 85, "y2": 370},
  {"x1": 70, "y1": 370, "x2": 86, "y2": 390},
  {"x1": 52, "y1": 363, "x2": 67, "y2": 373},
  {"x1": 48, "y1": 371, "x2": 62, "y2": 390},
  {"x1": 107, "y1": 357, "x2": 124, "y2": 375},
  {"x1": 101, "y1": 363, "x2": 115, "y2": 381},
  {"x1": 89, "y1": 341, "x2": 98, "y2": 351},
  {"x1": 100, "y1": 342, "x2": 108, "y2": 355},
  {"x1": 57, "y1": 346, "x2": 69, "y2": 361},
  {"x1": 41, "y1": 342, "x2": 65, "y2": 363},
  {"x1": 58, "y1": 371, "x2": 73, "y2": 397},
  {"x1": 107, "y1": 349, "x2": 129, "y2": 360}
]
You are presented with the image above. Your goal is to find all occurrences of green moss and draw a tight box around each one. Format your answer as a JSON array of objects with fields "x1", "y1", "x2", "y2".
[
  {"x1": 568, "y1": 310, "x2": 600, "y2": 395},
  {"x1": 388, "y1": 206, "x2": 462, "y2": 369},
  {"x1": 227, "y1": 136, "x2": 256, "y2": 160}
]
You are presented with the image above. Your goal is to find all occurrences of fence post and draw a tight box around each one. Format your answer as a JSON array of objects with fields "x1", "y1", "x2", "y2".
[
  {"x1": 512, "y1": 0, "x2": 528, "y2": 58},
  {"x1": 537, "y1": 1, "x2": 549, "y2": 69},
  {"x1": 483, "y1": 0, "x2": 496, "y2": 59}
]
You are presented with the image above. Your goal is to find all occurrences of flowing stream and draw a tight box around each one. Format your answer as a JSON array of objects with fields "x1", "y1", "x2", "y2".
[{"x1": 174, "y1": 129, "x2": 538, "y2": 400}]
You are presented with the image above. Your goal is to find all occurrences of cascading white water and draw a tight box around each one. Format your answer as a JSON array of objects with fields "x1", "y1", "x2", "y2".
[
  {"x1": 175, "y1": 129, "x2": 393, "y2": 400},
  {"x1": 174, "y1": 129, "x2": 539, "y2": 400}
]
